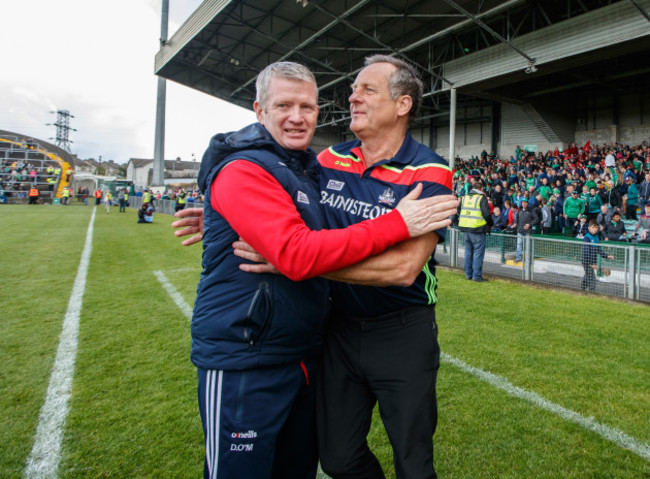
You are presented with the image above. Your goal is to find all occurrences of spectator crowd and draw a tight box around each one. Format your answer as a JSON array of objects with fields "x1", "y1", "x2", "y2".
[{"x1": 451, "y1": 141, "x2": 650, "y2": 244}]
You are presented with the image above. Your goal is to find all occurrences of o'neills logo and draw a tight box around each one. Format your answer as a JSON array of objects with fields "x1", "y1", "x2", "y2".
[
  {"x1": 296, "y1": 191, "x2": 310, "y2": 204},
  {"x1": 231, "y1": 430, "x2": 257, "y2": 439}
]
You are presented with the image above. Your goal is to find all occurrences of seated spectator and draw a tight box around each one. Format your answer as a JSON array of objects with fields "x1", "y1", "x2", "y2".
[
  {"x1": 575, "y1": 216, "x2": 589, "y2": 238},
  {"x1": 633, "y1": 203, "x2": 650, "y2": 243},
  {"x1": 604, "y1": 211, "x2": 628, "y2": 241},
  {"x1": 137, "y1": 202, "x2": 154, "y2": 223},
  {"x1": 596, "y1": 204, "x2": 615, "y2": 234},
  {"x1": 491, "y1": 206, "x2": 507, "y2": 231}
]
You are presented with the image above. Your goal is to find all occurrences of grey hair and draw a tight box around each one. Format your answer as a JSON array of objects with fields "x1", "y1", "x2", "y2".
[
  {"x1": 364, "y1": 54, "x2": 423, "y2": 123},
  {"x1": 255, "y1": 61, "x2": 318, "y2": 108}
]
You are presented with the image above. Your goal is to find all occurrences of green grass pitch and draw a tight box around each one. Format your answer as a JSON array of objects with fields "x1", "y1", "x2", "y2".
[{"x1": 1, "y1": 204, "x2": 649, "y2": 478}]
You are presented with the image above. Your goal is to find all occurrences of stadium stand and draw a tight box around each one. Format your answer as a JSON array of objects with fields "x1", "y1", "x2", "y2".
[{"x1": 0, "y1": 131, "x2": 75, "y2": 204}]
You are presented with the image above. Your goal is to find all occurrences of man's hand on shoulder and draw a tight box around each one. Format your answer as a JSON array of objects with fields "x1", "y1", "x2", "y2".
[{"x1": 395, "y1": 183, "x2": 458, "y2": 238}]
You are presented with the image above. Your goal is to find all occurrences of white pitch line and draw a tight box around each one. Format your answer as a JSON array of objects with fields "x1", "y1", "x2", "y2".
[
  {"x1": 442, "y1": 353, "x2": 650, "y2": 462},
  {"x1": 153, "y1": 270, "x2": 193, "y2": 320},
  {"x1": 154, "y1": 273, "x2": 650, "y2": 466},
  {"x1": 155, "y1": 271, "x2": 331, "y2": 479},
  {"x1": 24, "y1": 207, "x2": 97, "y2": 479}
]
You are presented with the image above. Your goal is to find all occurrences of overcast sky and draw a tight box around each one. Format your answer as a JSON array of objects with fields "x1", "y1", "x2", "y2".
[{"x1": 0, "y1": 0, "x2": 257, "y2": 164}]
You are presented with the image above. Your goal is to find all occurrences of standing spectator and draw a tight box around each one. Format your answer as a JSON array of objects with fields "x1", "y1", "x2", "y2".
[
  {"x1": 513, "y1": 198, "x2": 537, "y2": 262},
  {"x1": 605, "y1": 149, "x2": 616, "y2": 170},
  {"x1": 104, "y1": 190, "x2": 112, "y2": 214},
  {"x1": 457, "y1": 179, "x2": 493, "y2": 282},
  {"x1": 581, "y1": 220, "x2": 614, "y2": 292},
  {"x1": 563, "y1": 189, "x2": 584, "y2": 236},
  {"x1": 538, "y1": 177, "x2": 552, "y2": 201},
  {"x1": 175, "y1": 188, "x2": 187, "y2": 212},
  {"x1": 605, "y1": 180, "x2": 622, "y2": 209},
  {"x1": 638, "y1": 171, "x2": 650, "y2": 212},
  {"x1": 28, "y1": 186, "x2": 39, "y2": 204},
  {"x1": 94, "y1": 189, "x2": 102, "y2": 205},
  {"x1": 60, "y1": 186, "x2": 71, "y2": 205},
  {"x1": 490, "y1": 182, "x2": 504, "y2": 210},
  {"x1": 540, "y1": 198, "x2": 552, "y2": 234},
  {"x1": 585, "y1": 187, "x2": 603, "y2": 221},
  {"x1": 624, "y1": 177, "x2": 639, "y2": 220},
  {"x1": 118, "y1": 188, "x2": 127, "y2": 213}
]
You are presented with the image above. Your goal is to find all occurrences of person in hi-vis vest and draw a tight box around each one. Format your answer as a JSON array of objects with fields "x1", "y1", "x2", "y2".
[{"x1": 457, "y1": 179, "x2": 493, "y2": 282}]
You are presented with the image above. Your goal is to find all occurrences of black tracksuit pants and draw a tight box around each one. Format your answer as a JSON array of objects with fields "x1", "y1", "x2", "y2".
[{"x1": 318, "y1": 305, "x2": 439, "y2": 479}]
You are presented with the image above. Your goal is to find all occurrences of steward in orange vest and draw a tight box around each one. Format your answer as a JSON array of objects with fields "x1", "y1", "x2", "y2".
[
  {"x1": 29, "y1": 187, "x2": 39, "y2": 204},
  {"x1": 94, "y1": 189, "x2": 102, "y2": 205}
]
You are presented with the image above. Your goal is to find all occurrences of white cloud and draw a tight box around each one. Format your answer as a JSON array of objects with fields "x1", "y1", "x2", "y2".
[{"x1": 0, "y1": 0, "x2": 256, "y2": 164}]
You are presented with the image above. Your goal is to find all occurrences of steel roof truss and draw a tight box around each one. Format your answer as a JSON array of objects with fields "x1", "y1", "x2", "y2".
[{"x1": 443, "y1": 0, "x2": 536, "y2": 65}]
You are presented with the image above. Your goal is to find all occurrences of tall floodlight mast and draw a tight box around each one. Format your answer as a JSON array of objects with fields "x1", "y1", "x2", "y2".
[
  {"x1": 48, "y1": 109, "x2": 77, "y2": 152},
  {"x1": 152, "y1": 0, "x2": 169, "y2": 187}
]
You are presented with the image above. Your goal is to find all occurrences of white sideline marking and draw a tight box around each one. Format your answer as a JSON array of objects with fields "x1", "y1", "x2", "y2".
[
  {"x1": 165, "y1": 267, "x2": 199, "y2": 274},
  {"x1": 156, "y1": 272, "x2": 331, "y2": 479},
  {"x1": 442, "y1": 353, "x2": 650, "y2": 462},
  {"x1": 24, "y1": 207, "x2": 97, "y2": 479},
  {"x1": 153, "y1": 270, "x2": 193, "y2": 320}
]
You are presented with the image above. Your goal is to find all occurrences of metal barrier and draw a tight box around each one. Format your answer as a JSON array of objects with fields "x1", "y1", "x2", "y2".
[
  {"x1": 437, "y1": 229, "x2": 650, "y2": 303},
  {"x1": 125, "y1": 200, "x2": 649, "y2": 303}
]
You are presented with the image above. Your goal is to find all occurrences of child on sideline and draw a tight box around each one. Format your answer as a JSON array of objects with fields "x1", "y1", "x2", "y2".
[{"x1": 582, "y1": 220, "x2": 614, "y2": 292}]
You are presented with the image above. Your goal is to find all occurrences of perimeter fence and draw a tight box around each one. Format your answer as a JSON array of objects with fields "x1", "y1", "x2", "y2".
[
  {"x1": 128, "y1": 196, "x2": 649, "y2": 303},
  {"x1": 437, "y1": 229, "x2": 650, "y2": 303}
]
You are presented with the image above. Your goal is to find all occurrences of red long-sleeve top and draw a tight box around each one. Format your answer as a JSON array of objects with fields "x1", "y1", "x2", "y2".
[{"x1": 211, "y1": 160, "x2": 410, "y2": 281}]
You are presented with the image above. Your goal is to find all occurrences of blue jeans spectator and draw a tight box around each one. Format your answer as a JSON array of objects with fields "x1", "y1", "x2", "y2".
[
  {"x1": 464, "y1": 231, "x2": 487, "y2": 280},
  {"x1": 516, "y1": 233, "x2": 526, "y2": 262}
]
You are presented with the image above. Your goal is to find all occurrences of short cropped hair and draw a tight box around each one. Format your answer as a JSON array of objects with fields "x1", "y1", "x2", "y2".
[
  {"x1": 255, "y1": 62, "x2": 318, "y2": 108},
  {"x1": 364, "y1": 54, "x2": 423, "y2": 123},
  {"x1": 588, "y1": 219, "x2": 599, "y2": 227}
]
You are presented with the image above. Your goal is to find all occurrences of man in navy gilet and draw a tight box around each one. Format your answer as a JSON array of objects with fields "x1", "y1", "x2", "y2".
[{"x1": 232, "y1": 56, "x2": 452, "y2": 479}]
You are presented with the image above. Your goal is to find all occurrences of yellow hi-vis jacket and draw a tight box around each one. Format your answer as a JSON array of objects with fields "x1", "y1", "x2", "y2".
[{"x1": 458, "y1": 193, "x2": 487, "y2": 230}]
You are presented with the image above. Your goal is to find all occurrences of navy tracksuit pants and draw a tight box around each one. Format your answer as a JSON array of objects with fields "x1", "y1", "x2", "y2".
[{"x1": 197, "y1": 359, "x2": 318, "y2": 479}]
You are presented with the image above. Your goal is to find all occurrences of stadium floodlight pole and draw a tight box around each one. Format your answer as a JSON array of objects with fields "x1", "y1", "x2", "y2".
[
  {"x1": 152, "y1": 0, "x2": 169, "y2": 188},
  {"x1": 449, "y1": 88, "x2": 457, "y2": 171}
]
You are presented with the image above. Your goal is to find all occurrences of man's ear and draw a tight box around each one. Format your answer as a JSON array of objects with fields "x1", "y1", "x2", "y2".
[
  {"x1": 396, "y1": 95, "x2": 413, "y2": 119},
  {"x1": 253, "y1": 101, "x2": 264, "y2": 124}
]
